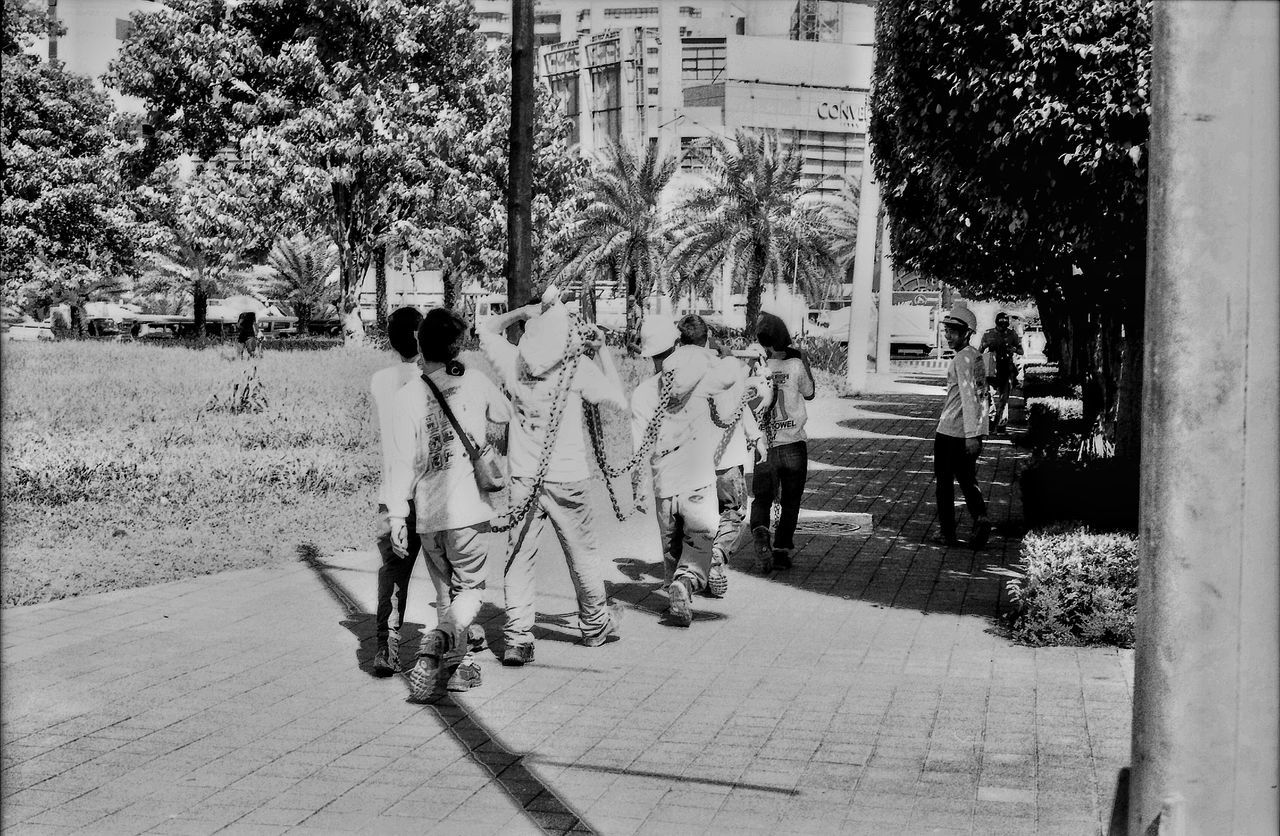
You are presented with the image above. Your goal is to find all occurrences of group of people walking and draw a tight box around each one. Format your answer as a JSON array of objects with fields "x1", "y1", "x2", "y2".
[
  {"x1": 367, "y1": 292, "x2": 815, "y2": 704},
  {"x1": 367, "y1": 291, "x2": 1017, "y2": 704}
]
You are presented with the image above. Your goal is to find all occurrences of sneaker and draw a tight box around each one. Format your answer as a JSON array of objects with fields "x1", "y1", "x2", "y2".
[
  {"x1": 752, "y1": 526, "x2": 773, "y2": 574},
  {"x1": 971, "y1": 517, "x2": 992, "y2": 549},
  {"x1": 771, "y1": 548, "x2": 793, "y2": 570},
  {"x1": 372, "y1": 646, "x2": 400, "y2": 676},
  {"x1": 446, "y1": 657, "x2": 482, "y2": 692},
  {"x1": 668, "y1": 577, "x2": 693, "y2": 627},
  {"x1": 408, "y1": 630, "x2": 449, "y2": 704},
  {"x1": 706, "y1": 561, "x2": 729, "y2": 598},
  {"x1": 934, "y1": 533, "x2": 961, "y2": 547},
  {"x1": 582, "y1": 603, "x2": 624, "y2": 647},
  {"x1": 502, "y1": 642, "x2": 535, "y2": 667}
]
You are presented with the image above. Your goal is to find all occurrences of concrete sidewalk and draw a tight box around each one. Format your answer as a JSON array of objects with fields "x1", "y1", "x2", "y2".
[{"x1": 1, "y1": 377, "x2": 1132, "y2": 835}]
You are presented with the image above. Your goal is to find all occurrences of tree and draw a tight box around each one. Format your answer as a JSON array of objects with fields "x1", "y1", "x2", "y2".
[
  {"x1": 670, "y1": 129, "x2": 850, "y2": 340},
  {"x1": 426, "y1": 45, "x2": 588, "y2": 310},
  {"x1": 134, "y1": 160, "x2": 268, "y2": 335},
  {"x1": 109, "y1": 0, "x2": 490, "y2": 334},
  {"x1": 20, "y1": 259, "x2": 131, "y2": 338},
  {"x1": 551, "y1": 140, "x2": 677, "y2": 348},
  {"x1": 260, "y1": 234, "x2": 339, "y2": 334},
  {"x1": 2, "y1": 0, "x2": 148, "y2": 301},
  {"x1": 870, "y1": 0, "x2": 1151, "y2": 458}
]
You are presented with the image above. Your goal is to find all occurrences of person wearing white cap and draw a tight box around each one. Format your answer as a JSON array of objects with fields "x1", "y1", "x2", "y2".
[
  {"x1": 480, "y1": 288, "x2": 628, "y2": 664},
  {"x1": 935, "y1": 303, "x2": 992, "y2": 548},
  {"x1": 630, "y1": 318, "x2": 738, "y2": 626},
  {"x1": 674, "y1": 314, "x2": 769, "y2": 598}
]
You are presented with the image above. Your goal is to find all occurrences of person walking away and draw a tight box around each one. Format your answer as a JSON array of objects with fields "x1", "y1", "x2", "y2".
[
  {"x1": 369, "y1": 307, "x2": 451, "y2": 676},
  {"x1": 631, "y1": 320, "x2": 737, "y2": 626},
  {"x1": 675, "y1": 315, "x2": 768, "y2": 598},
  {"x1": 935, "y1": 304, "x2": 992, "y2": 548},
  {"x1": 979, "y1": 311, "x2": 1024, "y2": 433},
  {"x1": 236, "y1": 310, "x2": 260, "y2": 360},
  {"x1": 480, "y1": 292, "x2": 627, "y2": 665},
  {"x1": 749, "y1": 313, "x2": 815, "y2": 572},
  {"x1": 386, "y1": 308, "x2": 512, "y2": 703}
]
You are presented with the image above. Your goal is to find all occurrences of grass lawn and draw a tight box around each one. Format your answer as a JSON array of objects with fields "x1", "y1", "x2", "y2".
[
  {"x1": 0, "y1": 339, "x2": 649, "y2": 607},
  {"x1": 1, "y1": 338, "x2": 844, "y2": 608}
]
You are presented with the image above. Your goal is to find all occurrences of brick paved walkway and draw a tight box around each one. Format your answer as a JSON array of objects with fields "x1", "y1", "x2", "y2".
[{"x1": 1, "y1": 374, "x2": 1133, "y2": 835}]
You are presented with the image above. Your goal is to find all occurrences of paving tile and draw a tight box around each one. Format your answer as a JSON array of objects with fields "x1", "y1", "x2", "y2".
[{"x1": 1, "y1": 385, "x2": 1133, "y2": 836}]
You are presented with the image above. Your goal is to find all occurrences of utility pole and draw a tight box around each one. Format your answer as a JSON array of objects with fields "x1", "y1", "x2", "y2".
[
  {"x1": 507, "y1": 0, "x2": 535, "y2": 340},
  {"x1": 1128, "y1": 1, "x2": 1279, "y2": 833}
]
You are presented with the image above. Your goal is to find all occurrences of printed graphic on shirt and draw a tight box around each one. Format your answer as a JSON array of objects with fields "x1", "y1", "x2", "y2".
[{"x1": 419, "y1": 408, "x2": 457, "y2": 474}]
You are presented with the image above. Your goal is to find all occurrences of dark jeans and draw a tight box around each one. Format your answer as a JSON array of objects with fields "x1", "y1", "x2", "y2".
[
  {"x1": 933, "y1": 433, "x2": 986, "y2": 538},
  {"x1": 749, "y1": 441, "x2": 808, "y2": 550},
  {"x1": 374, "y1": 502, "x2": 421, "y2": 647}
]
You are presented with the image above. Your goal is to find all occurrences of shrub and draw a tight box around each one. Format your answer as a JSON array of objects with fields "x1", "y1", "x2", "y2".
[
  {"x1": 797, "y1": 335, "x2": 848, "y2": 378},
  {"x1": 1019, "y1": 456, "x2": 1139, "y2": 529},
  {"x1": 1024, "y1": 397, "x2": 1086, "y2": 459},
  {"x1": 991, "y1": 525, "x2": 1138, "y2": 647}
]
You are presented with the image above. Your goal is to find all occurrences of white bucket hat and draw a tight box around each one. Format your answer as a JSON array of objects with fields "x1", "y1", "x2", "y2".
[{"x1": 638, "y1": 318, "x2": 680, "y2": 358}]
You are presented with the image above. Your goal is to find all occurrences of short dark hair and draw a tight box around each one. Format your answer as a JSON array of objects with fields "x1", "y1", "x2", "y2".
[
  {"x1": 677, "y1": 314, "x2": 709, "y2": 346},
  {"x1": 996, "y1": 311, "x2": 1010, "y2": 322},
  {"x1": 756, "y1": 312, "x2": 792, "y2": 350},
  {"x1": 418, "y1": 307, "x2": 468, "y2": 363},
  {"x1": 388, "y1": 307, "x2": 424, "y2": 359}
]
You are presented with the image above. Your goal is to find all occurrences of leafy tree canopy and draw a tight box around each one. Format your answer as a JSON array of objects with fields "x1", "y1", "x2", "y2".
[
  {"x1": 2, "y1": 2, "x2": 147, "y2": 299},
  {"x1": 870, "y1": 0, "x2": 1150, "y2": 311}
]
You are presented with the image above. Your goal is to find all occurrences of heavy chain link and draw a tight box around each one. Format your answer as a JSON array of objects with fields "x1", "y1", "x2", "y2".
[
  {"x1": 491, "y1": 320, "x2": 586, "y2": 534},
  {"x1": 708, "y1": 387, "x2": 751, "y2": 466},
  {"x1": 585, "y1": 369, "x2": 675, "y2": 520}
]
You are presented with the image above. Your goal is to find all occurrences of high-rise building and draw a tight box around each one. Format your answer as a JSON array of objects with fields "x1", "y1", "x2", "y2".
[
  {"x1": 27, "y1": 0, "x2": 158, "y2": 112},
  {"x1": 538, "y1": 2, "x2": 874, "y2": 198}
]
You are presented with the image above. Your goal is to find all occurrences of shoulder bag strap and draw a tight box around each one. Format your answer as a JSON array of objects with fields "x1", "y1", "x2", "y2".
[{"x1": 422, "y1": 373, "x2": 480, "y2": 461}]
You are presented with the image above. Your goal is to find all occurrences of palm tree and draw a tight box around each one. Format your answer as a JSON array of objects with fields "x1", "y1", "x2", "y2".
[
  {"x1": 21, "y1": 257, "x2": 130, "y2": 338},
  {"x1": 670, "y1": 129, "x2": 853, "y2": 339},
  {"x1": 136, "y1": 230, "x2": 250, "y2": 337},
  {"x1": 258, "y1": 234, "x2": 340, "y2": 335},
  {"x1": 549, "y1": 140, "x2": 677, "y2": 349}
]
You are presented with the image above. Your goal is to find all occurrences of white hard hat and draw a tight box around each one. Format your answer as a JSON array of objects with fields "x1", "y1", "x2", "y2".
[{"x1": 941, "y1": 304, "x2": 977, "y2": 333}]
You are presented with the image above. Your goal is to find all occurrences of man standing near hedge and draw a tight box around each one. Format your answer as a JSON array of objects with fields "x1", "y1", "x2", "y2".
[
  {"x1": 979, "y1": 311, "x2": 1024, "y2": 433},
  {"x1": 934, "y1": 304, "x2": 992, "y2": 548}
]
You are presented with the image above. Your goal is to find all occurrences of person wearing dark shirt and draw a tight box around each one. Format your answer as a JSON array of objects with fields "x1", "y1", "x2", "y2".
[{"x1": 978, "y1": 311, "x2": 1023, "y2": 433}]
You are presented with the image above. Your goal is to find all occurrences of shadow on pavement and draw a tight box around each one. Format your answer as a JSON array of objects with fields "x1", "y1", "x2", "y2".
[
  {"x1": 297, "y1": 548, "x2": 597, "y2": 836},
  {"x1": 736, "y1": 389, "x2": 1027, "y2": 623}
]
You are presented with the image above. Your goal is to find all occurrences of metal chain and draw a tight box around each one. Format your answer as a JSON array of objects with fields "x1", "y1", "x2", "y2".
[
  {"x1": 708, "y1": 387, "x2": 750, "y2": 466},
  {"x1": 491, "y1": 320, "x2": 586, "y2": 533}
]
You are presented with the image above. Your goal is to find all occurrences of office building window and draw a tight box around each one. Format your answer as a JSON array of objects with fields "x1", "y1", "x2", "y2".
[
  {"x1": 679, "y1": 136, "x2": 713, "y2": 173},
  {"x1": 681, "y1": 42, "x2": 725, "y2": 83},
  {"x1": 603, "y1": 7, "x2": 657, "y2": 18},
  {"x1": 115, "y1": 18, "x2": 135, "y2": 41},
  {"x1": 773, "y1": 128, "x2": 866, "y2": 193},
  {"x1": 589, "y1": 65, "x2": 622, "y2": 141},
  {"x1": 680, "y1": 6, "x2": 702, "y2": 17},
  {"x1": 648, "y1": 87, "x2": 659, "y2": 96}
]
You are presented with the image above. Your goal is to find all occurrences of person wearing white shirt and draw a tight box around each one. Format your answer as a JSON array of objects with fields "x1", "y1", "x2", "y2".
[
  {"x1": 386, "y1": 308, "x2": 512, "y2": 703},
  {"x1": 934, "y1": 304, "x2": 992, "y2": 548},
  {"x1": 369, "y1": 307, "x2": 449, "y2": 677},
  {"x1": 674, "y1": 315, "x2": 768, "y2": 599},
  {"x1": 749, "y1": 313, "x2": 816, "y2": 572},
  {"x1": 631, "y1": 319, "x2": 737, "y2": 627},
  {"x1": 479, "y1": 294, "x2": 628, "y2": 664}
]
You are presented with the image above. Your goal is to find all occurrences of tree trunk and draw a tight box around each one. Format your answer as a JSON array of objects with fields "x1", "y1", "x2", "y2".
[
  {"x1": 1113, "y1": 280, "x2": 1146, "y2": 462},
  {"x1": 193, "y1": 283, "x2": 208, "y2": 341},
  {"x1": 442, "y1": 264, "x2": 458, "y2": 310},
  {"x1": 743, "y1": 250, "x2": 767, "y2": 341},
  {"x1": 580, "y1": 274, "x2": 597, "y2": 323},
  {"x1": 295, "y1": 302, "x2": 312, "y2": 336},
  {"x1": 624, "y1": 266, "x2": 643, "y2": 354},
  {"x1": 374, "y1": 245, "x2": 388, "y2": 336}
]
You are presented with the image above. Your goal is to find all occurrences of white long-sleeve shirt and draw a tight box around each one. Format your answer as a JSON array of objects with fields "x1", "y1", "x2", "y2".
[{"x1": 937, "y1": 344, "x2": 990, "y2": 438}]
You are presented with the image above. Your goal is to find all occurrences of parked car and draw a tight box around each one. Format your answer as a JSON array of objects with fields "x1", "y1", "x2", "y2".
[{"x1": 1, "y1": 319, "x2": 54, "y2": 342}]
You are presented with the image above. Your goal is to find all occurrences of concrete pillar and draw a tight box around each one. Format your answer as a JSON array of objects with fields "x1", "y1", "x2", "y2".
[
  {"x1": 844, "y1": 144, "x2": 880, "y2": 393},
  {"x1": 656, "y1": 2, "x2": 682, "y2": 162},
  {"x1": 874, "y1": 218, "x2": 894, "y2": 374},
  {"x1": 1129, "y1": 2, "x2": 1279, "y2": 834}
]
